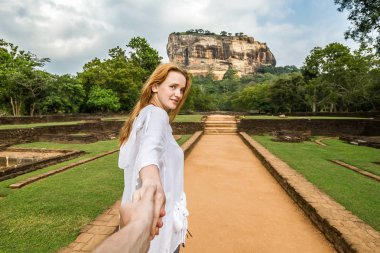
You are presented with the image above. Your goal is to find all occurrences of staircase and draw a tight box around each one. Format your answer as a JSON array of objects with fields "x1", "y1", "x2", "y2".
[{"x1": 204, "y1": 115, "x2": 238, "y2": 135}]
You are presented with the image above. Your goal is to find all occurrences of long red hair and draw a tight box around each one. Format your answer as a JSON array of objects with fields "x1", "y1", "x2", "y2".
[{"x1": 119, "y1": 63, "x2": 191, "y2": 146}]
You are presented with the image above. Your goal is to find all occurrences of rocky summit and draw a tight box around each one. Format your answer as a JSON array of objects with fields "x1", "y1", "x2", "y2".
[{"x1": 167, "y1": 33, "x2": 276, "y2": 79}]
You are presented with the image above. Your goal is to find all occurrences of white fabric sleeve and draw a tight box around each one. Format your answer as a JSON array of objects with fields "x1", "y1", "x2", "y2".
[{"x1": 135, "y1": 107, "x2": 168, "y2": 172}]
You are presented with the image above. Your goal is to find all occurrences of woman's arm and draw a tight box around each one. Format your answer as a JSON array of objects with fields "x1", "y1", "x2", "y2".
[
  {"x1": 139, "y1": 164, "x2": 166, "y2": 239},
  {"x1": 94, "y1": 185, "x2": 157, "y2": 253}
]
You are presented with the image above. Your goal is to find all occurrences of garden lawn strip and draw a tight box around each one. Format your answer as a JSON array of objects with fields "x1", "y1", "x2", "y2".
[
  {"x1": 252, "y1": 134, "x2": 380, "y2": 231},
  {"x1": 9, "y1": 149, "x2": 119, "y2": 189},
  {"x1": 0, "y1": 121, "x2": 86, "y2": 130},
  {"x1": 331, "y1": 160, "x2": 380, "y2": 182},
  {"x1": 315, "y1": 137, "x2": 339, "y2": 146},
  {"x1": 0, "y1": 153, "x2": 123, "y2": 253},
  {"x1": 0, "y1": 140, "x2": 118, "y2": 199}
]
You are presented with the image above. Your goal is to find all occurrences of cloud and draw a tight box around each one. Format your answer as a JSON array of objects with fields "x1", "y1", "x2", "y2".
[{"x1": 0, "y1": 0, "x2": 357, "y2": 74}]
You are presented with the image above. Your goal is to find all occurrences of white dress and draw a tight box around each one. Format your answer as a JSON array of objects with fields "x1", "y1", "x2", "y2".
[{"x1": 118, "y1": 104, "x2": 189, "y2": 253}]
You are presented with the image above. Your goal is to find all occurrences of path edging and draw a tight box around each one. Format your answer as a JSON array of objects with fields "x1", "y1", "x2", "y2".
[
  {"x1": 239, "y1": 132, "x2": 380, "y2": 253},
  {"x1": 58, "y1": 131, "x2": 203, "y2": 253},
  {"x1": 330, "y1": 160, "x2": 380, "y2": 182}
]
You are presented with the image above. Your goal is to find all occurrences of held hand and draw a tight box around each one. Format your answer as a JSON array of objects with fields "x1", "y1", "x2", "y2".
[
  {"x1": 139, "y1": 165, "x2": 166, "y2": 240},
  {"x1": 135, "y1": 179, "x2": 166, "y2": 240},
  {"x1": 121, "y1": 184, "x2": 157, "y2": 230}
]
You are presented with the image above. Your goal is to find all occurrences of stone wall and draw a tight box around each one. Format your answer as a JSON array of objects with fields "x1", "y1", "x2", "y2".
[
  {"x1": 0, "y1": 115, "x2": 102, "y2": 125},
  {"x1": 280, "y1": 112, "x2": 380, "y2": 119},
  {"x1": 0, "y1": 121, "x2": 204, "y2": 145},
  {"x1": 239, "y1": 119, "x2": 380, "y2": 136}
]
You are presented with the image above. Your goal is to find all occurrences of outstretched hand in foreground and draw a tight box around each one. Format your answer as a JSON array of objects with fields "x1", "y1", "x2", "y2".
[{"x1": 94, "y1": 184, "x2": 164, "y2": 253}]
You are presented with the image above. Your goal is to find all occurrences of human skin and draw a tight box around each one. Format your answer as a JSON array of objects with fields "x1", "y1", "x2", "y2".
[
  {"x1": 151, "y1": 71, "x2": 187, "y2": 112},
  {"x1": 93, "y1": 185, "x2": 157, "y2": 253}
]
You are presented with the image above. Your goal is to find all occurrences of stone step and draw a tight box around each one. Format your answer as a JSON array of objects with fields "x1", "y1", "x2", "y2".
[
  {"x1": 204, "y1": 129, "x2": 237, "y2": 133},
  {"x1": 205, "y1": 123, "x2": 238, "y2": 128},
  {"x1": 205, "y1": 121, "x2": 237, "y2": 124},
  {"x1": 204, "y1": 127, "x2": 237, "y2": 131},
  {"x1": 204, "y1": 132, "x2": 238, "y2": 135},
  {"x1": 206, "y1": 116, "x2": 236, "y2": 121},
  {"x1": 205, "y1": 118, "x2": 236, "y2": 120}
]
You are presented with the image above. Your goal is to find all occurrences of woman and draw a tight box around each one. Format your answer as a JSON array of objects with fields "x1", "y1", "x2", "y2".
[{"x1": 118, "y1": 63, "x2": 191, "y2": 253}]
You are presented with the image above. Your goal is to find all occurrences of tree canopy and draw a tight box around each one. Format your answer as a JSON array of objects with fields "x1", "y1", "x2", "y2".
[{"x1": 335, "y1": 0, "x2": 380, "y2": 54}]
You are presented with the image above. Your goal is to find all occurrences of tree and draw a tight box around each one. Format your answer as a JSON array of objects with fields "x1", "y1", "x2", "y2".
[
  {"x1": 223, "y1": 65, "x2": 238, "y2": 80},
  {"x1": 78, "y1": 37, "x2": 160, "y2": 112},
  {"x1": 127, "y1": 37, "x2": 162, "y2": 80},
  {"x1": 269, "y1": 73, "x2": 307, "y2": 113},
  {"x1": 40, "y1": 74, "x2": 85, "y2": 114},
  {"x1": 301, "y1": 42, "x2": 377, "y2": 112},
  {"x1": 257, "y1": 65, "x2": 299, "y2": 75},
  {"x1": 87, "y1": 86, "x2": 120, "y2": 112},
  {"x1": 22, "y1": 70, "x2": 53, "y2": 116},
  {"x1": 0, "y1": 38, "x2": 50, "y2": 116},
  {"x1": 220, "y1": 31, "x2": 227, "y2": 36},
  {"x1": 335, "y1": 0, "x2": 380, "y2": 54},
  {"x1": 232, "y1": 83, "x2": 272, "y2": 113}
]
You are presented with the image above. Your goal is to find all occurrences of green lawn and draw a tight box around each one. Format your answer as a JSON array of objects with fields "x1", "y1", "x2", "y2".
[
  {"x1": 0, "y1": 121, "x2": 86, "y2": 130},
  {"x1": 174, "y1": 114, "x2": 204, "y2": 122},
  {"x1": 0, "y1": 135, "x2": 192, "y2": 252},
  {"x1": 102, "y1": 114, "x2": 204, "y2": 122},
  {"x1": 252, "y1": 135, "x2": 380, "y2": 231},
  {"x1": 243, "y1": 115, "x2": 371, "y2": 120}
]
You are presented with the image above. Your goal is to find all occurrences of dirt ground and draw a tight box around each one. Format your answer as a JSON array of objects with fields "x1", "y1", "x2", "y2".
[
  {"x1": 182, "y1": 135, "x2": 336, "y2": 253},
  {"x1": 0, "y1": 150, "x2": 63, "y2": 159}
]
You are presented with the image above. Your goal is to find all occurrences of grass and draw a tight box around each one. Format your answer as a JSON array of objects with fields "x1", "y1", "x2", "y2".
[
  {"x1": 242, "y1": 115, "x2": 371, "y2": 120},
  {"x1": 0, "y1": 121, "x2": 86, "y2": 130},
  {"x1": 252, "y1": 135, "x2": 380, "y2": 231},
  {"x1": 174, "y1": 114, "x2": 204, "y2": 122},
  {"x1": 0, "y1": 134, "x2": 193, "y2": 252},
  {"x1": 0, "y1": 140, "x2": 119, "y2": 198},
  {"x1": 177, "y1": 134, "x2": 192, "y2": 145},
  {"x1": 0, "y1": 153, "x2": 122, "y2": 253}
]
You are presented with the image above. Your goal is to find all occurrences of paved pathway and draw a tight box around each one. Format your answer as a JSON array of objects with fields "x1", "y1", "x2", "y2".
[{"x1": 183, "y1": 135, "x2": 336, "y2": 253}]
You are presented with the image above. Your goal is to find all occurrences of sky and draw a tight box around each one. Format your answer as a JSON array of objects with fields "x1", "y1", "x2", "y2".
[{"x1": 0, "y1": 0, "x2": 358, "y2": 75}]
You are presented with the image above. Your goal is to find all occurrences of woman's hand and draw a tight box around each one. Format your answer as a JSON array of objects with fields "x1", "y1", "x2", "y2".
[{"x1": 138, "y1": 165, "x2": 166, "y2": 240}]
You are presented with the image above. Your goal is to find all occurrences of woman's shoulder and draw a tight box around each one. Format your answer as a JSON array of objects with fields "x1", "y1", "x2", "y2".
[{"x1": 141, "y1": 104, "x2": 169, "y2": 121}]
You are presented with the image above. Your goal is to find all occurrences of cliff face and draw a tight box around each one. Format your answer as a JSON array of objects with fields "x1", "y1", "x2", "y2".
[{"x1": 167, "y1": 33, "x2": 276, "y2": 79}]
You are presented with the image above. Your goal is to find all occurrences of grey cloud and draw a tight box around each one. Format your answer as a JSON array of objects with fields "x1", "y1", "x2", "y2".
[{"x1": 0, "y1": 0, "x2": 357, "y2": 74}]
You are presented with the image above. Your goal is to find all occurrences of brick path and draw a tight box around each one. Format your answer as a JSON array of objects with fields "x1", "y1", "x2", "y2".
[{"x1": 58, "y1": 201, "x2": 120, "y2": 253}]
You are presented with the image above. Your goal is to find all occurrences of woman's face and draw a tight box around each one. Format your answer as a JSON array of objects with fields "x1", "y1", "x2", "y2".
[{"x1": 152, "y1": 71, "x2": 186, "y2": 111}]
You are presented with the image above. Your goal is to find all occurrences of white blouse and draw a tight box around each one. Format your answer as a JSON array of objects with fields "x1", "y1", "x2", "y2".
[{"x1": 118, "y1": 104, "x2": 189, "y2": 253}]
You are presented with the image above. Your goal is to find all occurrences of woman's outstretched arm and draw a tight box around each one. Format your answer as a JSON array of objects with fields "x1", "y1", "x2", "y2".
[
  {"x1": 94, "y1": 185, "x2": 157, "y2": 253},
  {"x1": 138, "y1": 164, "x2": 166, "y2": 239}
]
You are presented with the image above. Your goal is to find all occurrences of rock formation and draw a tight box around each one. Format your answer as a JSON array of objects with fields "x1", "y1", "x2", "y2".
[{"x1": 167, "y1": 33, "x2": 276, "y2": 79}]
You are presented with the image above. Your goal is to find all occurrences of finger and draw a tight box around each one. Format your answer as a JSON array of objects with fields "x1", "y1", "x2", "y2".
[
  {"x1": 159, "y1": 209, "x2": 166, "y2": 218},
  {"x1": 155, "y1": 227, "x2": 159, "y2": 235},
  {"x1": 156, "y1": 218, "x2": 163, "y2": 228},
  {"x1": 151, "y1": 192, "x2": 165, "y2": 236}
]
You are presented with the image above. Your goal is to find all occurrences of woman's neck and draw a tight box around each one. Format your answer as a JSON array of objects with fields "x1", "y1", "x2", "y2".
[{"x1": 149, "y1": 96, "x2": 169, "y2": 113}]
